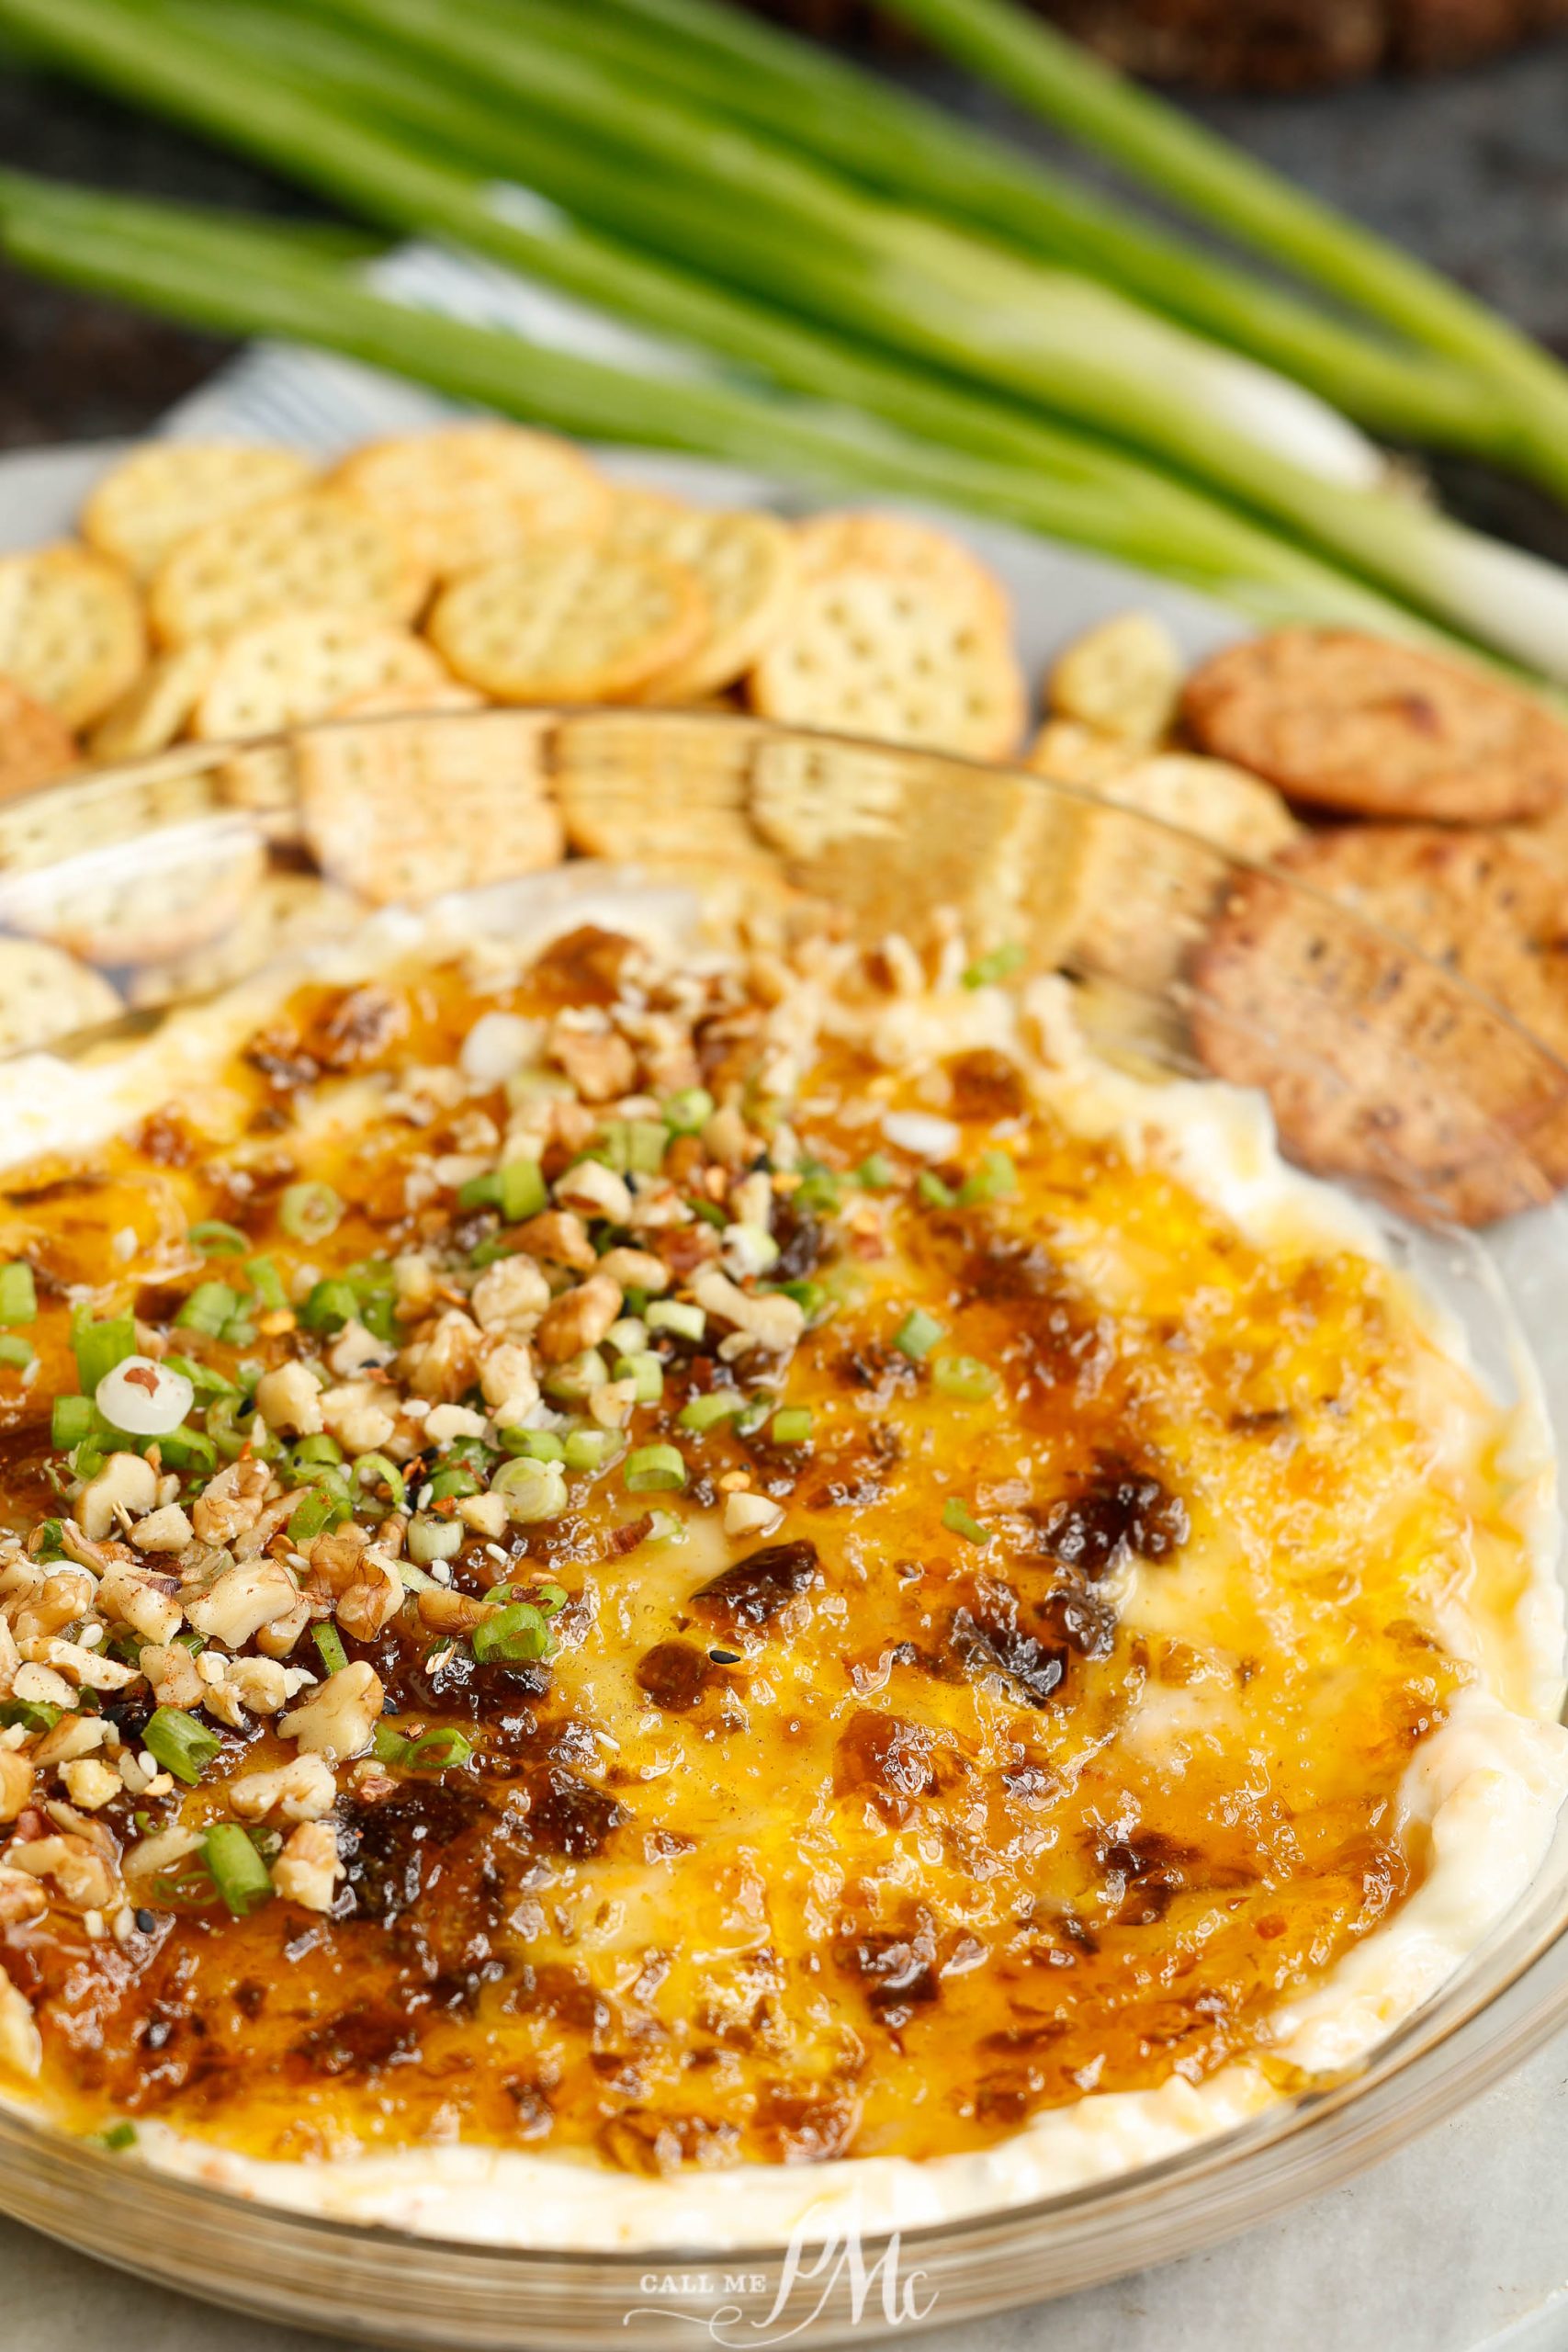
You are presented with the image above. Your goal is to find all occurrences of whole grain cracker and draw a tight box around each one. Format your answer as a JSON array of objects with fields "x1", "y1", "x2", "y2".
[
  {"x1": 149, "y1": 492, "x2": 429, "y2": 650},
  {"x1": 82, "y1": 442, "x2": 319, "y2": 582},
  {"x1": 748, "y1": 567, "x2": 1025, "y2": 761},
  {"x1": 1047, "y1": 612, "x2": 1182, "y2": 746},
  {"x1": 0, "y1": 678, "x2": 78, "y2": 801},
  {"x1": 333, "y1": 425, "x2": 611, "y2": 577},
  {"x1": 1183, "y1": 628, "x2": 1568, "y2": 823},
  {"x1": 0, "y1": 936, "x2": 122, "y2": 1054},
  {"x1": 193, "y1": 611, "x2": 451, "y2": 741},
  {"x1": 0, "y1": 817, "x2": 266, "y2": 968},
  {"x1": 88, "y1": 639, "x2": 222, "y2": 763},
  {"x1": 0, "y1": 546, "x2": 146, "y2": 730},
  {"x1": 606, "y1": 504, "x2": 798, "y2": 703},
  {"x1": 299, "y1": 709, "x2": 563, "y2": 902},
  {"x1": 1063, "y1": 752, "x2": 1300, "y2": 992},
  {"x1": 127, "y1": 866, "x2": 367, "y2": 1008},
  {"x1": 428, "y1": 540, "x2": 708, "y2": 704},
  {"x1": 1190, "y1": 825, "x2": 1568, "y2": 1226},
  {"x1": 793, "y1": 511, "x2": 1010, "y2": 635}
]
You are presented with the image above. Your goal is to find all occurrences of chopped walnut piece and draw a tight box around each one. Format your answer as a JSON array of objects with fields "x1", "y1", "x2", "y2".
[
  {"x1": 400, "y1": 1306, "x2": 482, "y2": 1402},
  {"x1": 6, "y1": 1833, "x2": 118, "y2": 1913},
  {"x1": 96, "y1": 1556, "x2": 184, "y2": 1645},
  {"x1": 76, "y1": 1452, "x2": 160, "y2": 1543},
  {"x1": 185, "y1": 1557, "x2": 299, "y2": 1648},
  {"x1": 470, "y1": 1252, "x2": 551, "y2": 1337},
  {"x1": 691, "y1": 1271, "x2": 807, "y2": 1356},
  {"x1": 131, "y1": 1504, "x2": 195, "y2": 1555},
  {"x1": 0, "y1": 1750, "x2": 35, "y2": 1821},
  {"x1": 479, "y1": 1339, "x2": 539, "y2": 1427},
  {"x1": 327, "y1": 1318, "x2": 397, "y2": 1378},
  {"x1": 0, "y1": 1864, "x2": 47, "y2": 1928},
  {"x1": 0, "y1": 1970, "x2": 41, "y2": 2077},
  {"x1": 228, "y1": 1657, "x2": 290, "y2": 1714},
  {"x1": 140, "y1": 1641, "x2": 204, "y2": 1709},
  {"x1": 59, "y1": 1758, "x2": 121, "y2": 1812},
  {"x1": 254, "y1": 1362, "x2": 325, "y2": 1441},
  {"x1": 272, "y1": 1819, "x2": 344, "y2": 1913},
  {"x1": 536, "y1": 1272, "x2": 623, "y2": 1365},
  {"x1": 597, "y1": 1247, "x2": 670, "y2": 1295},
  {"x1": 191, "y1": 1457, "x2": 273, "y2": 1547},
  {"x1": 513, "y1": 1209, "x2": 597, "y2": 1272},
  {"x1": 320, "y1": 1379, "x2": 397, "y2": 1455},
  {"x1": 12, "y1": 1566, "x2": 96, "y2": 1644},
  {"x1": 552, "y1": 1159, "x2": 633, "y2": 1225},
  {"x1": 548, "y1": 1015, "x2": 636, "y2": 1102},
  {"x1": 226, "y1": 1752, "x2": 337, "y2": 1823},
  {"x1": 278, "y1": 1659, "x2": 385, "y2": 1759}
]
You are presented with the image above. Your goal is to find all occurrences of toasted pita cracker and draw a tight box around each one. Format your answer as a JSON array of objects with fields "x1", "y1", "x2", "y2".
[
  {"x1": 793, "y1": 511, "x2": 1010, "y2": 635},
  {"x1": 193, "y1": 612, "x2": 450, "y2": 741},
  {"x1": 150, "y1": 492, "x2": 429, "y2": 650},
  {"x1": 1183, "y1": 628, "x2": 1568, "y2": 823},
  {"x1": 0, "y1": 935, "x2": 122, "y2": 1054},
  {"x1": 429, "y1": 540, "x2": 708, "y2": 704},
  {"x1": 606, "y1": 505, "x2": 797, "y2": 703},
  {"x1": 0, "y1": 678, "x2": 78, "y2": 800},
  {"x1": 1191, "y1": 826, "x2": 1568, "y2": 1226},
  {"x1": 299, "y1": 710, "x2": 563, "y2": 903},
  {"x1": 0, "y1": 752, "x2": 222, "y2": 876},
  {"x1": 1066, "y1": 753, "x2": 1300, "y2": 990},
  {"x1": 1047, "y1": 612, "x2": 1182, "y2": 747},
  {"x1": 127, "y1": 866, "x2": 367, "y2": 1008},
  {"x1": 88, "y1": 639, "x2": 222, "y2": 763},
  {"x1": 82, "y1": 442, "x2": 319, "y2": 582},
  {"x1": 0, "y1": 546, "x2": 146, "y2": 731},
  {"x1": 333, "y1": 425, "x2": 610, "y2": 577},
  {"x1": 0, "y1": 817, "x2": 266, "y2": 968},
  {"x1": 748, "y1": 568, "x2": 1025, "y2": 761}
]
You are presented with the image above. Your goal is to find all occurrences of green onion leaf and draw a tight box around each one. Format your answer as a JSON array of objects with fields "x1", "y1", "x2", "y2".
[
  {"x1": 490, "y1": 1454, "x2": 568, "y2": 1522},
  {"x1": 175, "y1": 1282, "x2": 240, "y2": 1338},
  {"x1": 942, "y1": 1497, "x2": 993, "y2": 1545},
  {"x1": 428, "y1": 1464, "x2": 480, "y2": 1501},
  {"x1": 647, "y1": 1299, "x2": 705, "y2": 1341},
  {"x1": 203, "y1": 1821, "x2": 273, "y2": 1918},
  {"x1": 300, "y1": 1277, "x2": 359, "y2": 1334},
  {"x1": 244, "y1": 1253, "x2": 288, "y2": 1311},
  {"x1": 471, "y1": 1600, "x2": 556, "y2": 1663},
  {"x1": 498, "y1": 1158, "x2": 547, "y2": 1222},
  {"x1": 93, "y1": 2120, "x2": 138, "y2": 2153},
  {"x1": 279, "y1": 1182, "x2": 342, "y2": 1243},
  {"x1": 0, "y1": 1697, "x2": 62, "y2": 1734},
  {"x1": 771, "y1": 1406, "x2": 813, "y2": 1444},
  {"x1": 403, "y1": 1726, "x2": 475, "y2": 1771},
  {"x1": 51, "y1": 1394, "x2": 96, "y2": 1453},
  {"x1": 894, "y1": 1307, "x2": 945, "y2": 1359},
  {"x1": 931, "y1": 1353, "x2": 1000, "y2": 1401},
  {"x1": 313, "y1": 1622, "x2": 348, "y2": 1676},
  {"x1": 0, "y1": 1261, "x2": 37, "y2": 1326},
  {"x1": 188, "y1": 1218, "x2": 250, "y2": 1257},
  {"x1": 143, "y1": 1705, "x2": 221, "y2": 1787},
  {"x1": 563, "y1": 1428, "x2": 615, "y2": 1472},
  {"x1": 500, "y1": 1427, "x2": 565, "y2": 1462},
  {"x1": 72, "y1": 1308, "x2": 137, "y2": 1394},
  {"x1": 162, "y1": 1352, "x2": 240, "y2": 1398},
  {"x1": 612, "y1": 1349, "x2": 664, "y2": 1404},
  {"x1": 407, "y1": 1511, "x2": 464, "y2": 1564},
  {"x1": 962, "y1": 940, "x2": 1025, "y2": 989},
  {"x1": 0, "y1": 1333, "x2": 34, "y2": 1370},
  {"x1": 677, "y1": 1388, "x2": 745, "y2": 1432},
  {"x1": 353, "y1": 1451, "x2": 406, "y2": 1510},
  {"x1": 624, "y1": 1442, "x2": 687, "y2": 1492},
  {"x1": 288, "y1": 1487, "x2": 341, "y2": 1544},
  {"x1": 158, "y1": 1424, "x2": 219, "y2": 1475}
]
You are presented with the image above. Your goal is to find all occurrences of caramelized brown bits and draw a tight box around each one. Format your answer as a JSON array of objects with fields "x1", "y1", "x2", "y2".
[{"x1": 692, "y1": 1540, "x2": 821, "y2": 1632}]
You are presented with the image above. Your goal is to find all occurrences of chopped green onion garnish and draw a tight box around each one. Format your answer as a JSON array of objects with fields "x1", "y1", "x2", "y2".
[
  {"x1": 313, "y1": 1622, "x2": 348, "y2": 1676},
  {"x1": 188, "y1": 1218, "x2": 249, "y2": 1257},
  {"x1": 93, "y1": 2120, "x2": 138, "y2": 2153},
  {"x1": 159, "y1": 1424, "x2": 219, "y2": 1475},
  {"x1": 51, "y1": 1394, "x2": 96, "y2": 1452},
  {"x1": 895, "y1": 1307, "x2": 945, "y2": 1360},
  {"x1": 647, "y1": 1299, "x2": 705, "y2": 1341},
  {"x1": 931, "y1": 1354, "x2": 1001, "y2": 1401},
  {"x1": 625, "y1": 1442, "x2": 687, "y2": 1493},
  {"x1": 688, "y1": 1197, "x2": 728, "y2": 1230},
  {"x1": 353, "y1": 1452, "x2": 406, "y2": 1510},
  {"x1": 162, "y1": 1352, "x2": 240, "y2": 1398},
  {"x1": 643, "y1": 1509, "x2": 687, "y2": 1549},
  {"x1": 678, "y1": 1388, "x2": 745, "y2": 1432},
  {"x1": 942, "y1": 1498, "x2": 993, "y2": 1545},
  {"x1": 407, "y1": 1511, "x2": 465, "y2": 1564},
  {"x1": 32, "y1": 1519, "x2": 66, "y2": 1561},
  {"x1": 792, "y1": 1165, "x2": 841, "y2": 1216},
  {"x1": 500, "y1": 1427, "x2": 565, "y2": 1462},
  {"x1": 203, "y1": 1822, "x2": 273, "y2": 1918},
  {"x1": 917, "y1": 1171, "x2": 958, "y2": 1209},
  {"x1": 772, "y1": 1278, "x2": 829, "y2": 1322},
  {"x1": 563, "y1": 1428, "x2": 615, "y2": 1472},
  {"x1": 143, "y1": 1705, "x2": 221, "y2": 1787},
  {"x1": 71, "y1": 1308, "x2": 136, "y2": 1394},
  {"x1": 959, "y1": 1150, "x2": 1019, "y2": 1206},
  {"x1": 612, "y1": 1350, "x2": 664, "y2": 1405},
  {"x1": 490, "y1": 1454, "x2": 568, "y2": 1521},
  {"x1": 537, "y1": 1583, "x2": 569, "y2": 1612},
  {"x1": 175, "y1": 1281, "x2": 241, "y2": 1338},
  {"x1": 405, "y1": 1726, "x2": 475, "y2": 1771},
  {"x1": 469, "y1": 1237, "x2": 518, "y2": 1268},
  {"x1": 590, "y1": 1119, "x2": 668, "y2": 1176},
  {"x1": 963, "y1": 940, "x2": 1025, "y2": 989},
  {"x1": 288, "y1": 1487, "x2": 343, "y2": 1544},
  {"x1": 543, "y1": 1348, "x2": 609, "y2": 1404},
  {"x1": 0, "y1": 1332, "x2": 33, "y2": 1369},
  {"x1": 458, "y1": 1159, "x2": 547, "y2": 1220},
  {"x1": 293, "y1": 1433, "x2": 344, "y2": 1467},
  {"x1": 771, "y1": 1407, "x2": 814, "y2": 1444},
  {"x1": 663, "y1": 1086, "x2": 714, "y2": 1134},
  {"x1": 0, "y1": 1697, "x2": 62, "y2": 1734},
  {"x1": 0, "y1": 1261, "x2": 37, "y2": 1326},
  {"x1": 855, "y1": 1153, "x2": 897, "y2": 1191},
  {"x1": 428, "y1": 1464, "x2": 481, "y2": 1502},
  {"x1": 244, "y1": 1253, "x2": 288, "y2": 1311},
  {"x1": 279, "y1": 1182, "x2": 342, "y2": 1243},
  {"x1": 472, "y1": 1600, "x2": 556, "y2": 1664},
  {"x1": 300, "y1": 1277, "x2": 359, "y2": 1333}
]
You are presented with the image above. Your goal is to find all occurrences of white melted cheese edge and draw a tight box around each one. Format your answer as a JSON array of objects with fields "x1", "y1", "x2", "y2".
[{"x1": 3, "y1": 873, "x2": 1565, "y2": 2250}]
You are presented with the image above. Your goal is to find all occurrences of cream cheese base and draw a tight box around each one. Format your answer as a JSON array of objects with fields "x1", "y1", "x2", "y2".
[{"x1": 3, "y1": 870, "x2": 1564, "y2": 2250}]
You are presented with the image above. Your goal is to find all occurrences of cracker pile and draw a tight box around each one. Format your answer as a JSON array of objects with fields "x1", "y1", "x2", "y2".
[{"x1": 2, "y1": 421, "x2": 1568, "y2": 1226}]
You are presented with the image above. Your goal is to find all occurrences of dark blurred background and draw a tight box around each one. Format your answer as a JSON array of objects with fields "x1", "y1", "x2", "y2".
[{"x1": 4, "y1": 17, "x2": 1567, "y2": 559}]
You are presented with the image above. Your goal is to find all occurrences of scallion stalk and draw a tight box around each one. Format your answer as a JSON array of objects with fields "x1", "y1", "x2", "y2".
[{"x1": 202, "y1": 1822, "x2": 274, "y2": 1917}]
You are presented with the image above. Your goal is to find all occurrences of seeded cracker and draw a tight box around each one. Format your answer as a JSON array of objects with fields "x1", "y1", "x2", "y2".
[
  {"x1": 1191, "y1": 825, "x2": 1568, "y2": 1226},
  {"x1": 428, "y1": 540, "x2": 708, "y2": 704},
  {"x1": 193, "y1": 613, "x2": 451, "y2": 741},
  {"x1": 0, "y1": 546, "x2": 146, "y2": 731},
  {"x1": 82, "y1": 442, "x2": 319, "y2": 582},
  {"x1": 1183, "y1": 628, "x2": 1568, "y2": 822},
  {"x1": 0, "y1": 935, "x2": 121, "y2": 1052},
  {"x1": 298, "y1": 710, "x2": 564, "y2": 902},
  {"x1": 749, "y1": 567, "x2": 1025, "y2": 761},
  {"x1": 333, "y1": 425, "x2": 611, "y2": 577},
  {"x1": 149, "y1": 492, "x2": 429, "y2": 649},
  {"x1": 0, "y1": 678, "x2": 78, "y2": 799}
]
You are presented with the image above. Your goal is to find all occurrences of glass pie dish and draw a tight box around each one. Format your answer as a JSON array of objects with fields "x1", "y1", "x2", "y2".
[{"x1": 2, "y1": 705, "x2": 1568, "y2": 2349}]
